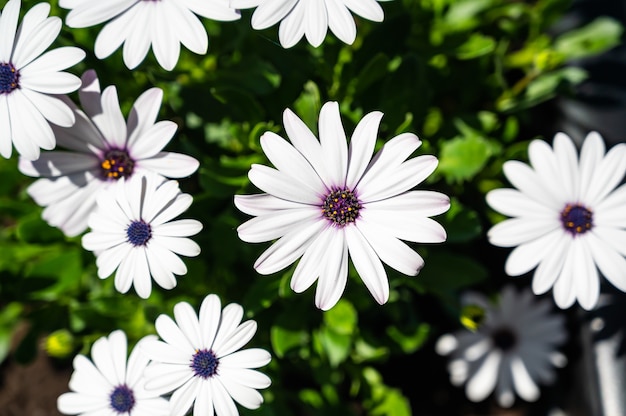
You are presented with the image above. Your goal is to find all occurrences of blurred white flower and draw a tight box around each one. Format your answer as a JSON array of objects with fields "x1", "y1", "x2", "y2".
[
  {"x1": 19, "y1": 70, "x2": 199, "y2": 237},
  {"x1": 0, "y1": 0, "x2": 84, "y2": 160},
  {"x1": 232, "y1": 0, "x2": 390, "y2": 48},
  {"x1": 82, "y1": 173, "x2": 202, "y2": 299},
  {"x1": 57, "y1": 330, "x2": 168, "y2": 416},
  {"x1": 487, "y1": 132, "x2": 626, "y2": 310},
  {"x1": 141, "y1": 294, "x2": 272, "y2": 416},
  {"x1": 436, "y1": 286, "x2": 568, "y2": 407},
  {"x1": 235, "y1": 101, "x2": 449, "y2": 310},
  {"x1": 59, "y1": 0, "x2": 240, "y2": 70}
]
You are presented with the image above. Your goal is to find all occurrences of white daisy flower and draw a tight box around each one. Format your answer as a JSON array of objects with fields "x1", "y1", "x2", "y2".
[
  {"x1": 436, "y1": 286, "x2": 568, "y2": 408},
  {"x1": 57, "y1": 330, "x2": 169, "y2": 416},
  {"x1": 0, "y1": 0, "x2": 85, "y2": 160},
  {"x1": 235, "y1": 101, "x2": 450, "y2": 310},
  {"x1": 81, "y1": 173, "x2": 202, "y2": 299},
  {"x1": 59, "y1": 0, "x2": 240, "y2": 71},
  {"x1": 486, "y1": 132, "x2": 626, "y2": 310},
  {"x1": 19, "y1": 70, "x2": 200, "y2": 237},
  {"x1": 231, "y1": 0, "x2": 390, "y2": 48},
  {"x1": 141, "y1": 294, "x2": 272, "y2": 416}
]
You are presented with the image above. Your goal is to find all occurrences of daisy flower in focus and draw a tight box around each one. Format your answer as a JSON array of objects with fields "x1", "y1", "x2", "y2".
[
  {"x1": 141, "y1": 294, "x2": 272, "y2": 416},
  {"x1": 57, "y1": 330, "x2": 169, "y2": 416},
  {"x1": 232, "y1": 0, "x2": 390, "y2": 48},
  {"x1": 0, "y1": 0, "x2": 84, "y2": 160},
  {"x1": 235, "y1": 101, "x2": 450, "y2": 310},
  {"x1": 486, "y1": 132, "x2": 626, "y2": 310},
  {"x1": 19, "y1": 70, "x2": 199, "y2": 237},
  {"x1": 82, "y1": 173, "x2": 202, "y2": 298},
  {"x1": 436, "y1": 286, "x2": 568, "y2": 407},
  {"x1": 59, "y1": 0, "x2": 240, "y2": 70}
]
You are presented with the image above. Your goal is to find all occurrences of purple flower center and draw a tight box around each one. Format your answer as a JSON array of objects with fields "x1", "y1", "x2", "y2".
[
  {"x1": 109, "y1": 385, "x2": 135, "y2": 413},
  {"x1": 191, "y1": 349, "x2": 219, "y2": 379},
  {"x1": 321, "y1": 188, "x2": 361, "y2": 227},
  {"x1": 561, "y1": 203, "x2": 593, "y2": 236},
  {"x1": 100, "y1": 149, "x2": 134, "y2": 180},
  {"x1": 491, "y1": 327, "x2": 517, "y2": 352},
  {"x1": 0, "y1": 63, "x2": 19, "y2": 94},
  {"x1": 126, "y1": 220, "x2": 152, "y2": 246}
]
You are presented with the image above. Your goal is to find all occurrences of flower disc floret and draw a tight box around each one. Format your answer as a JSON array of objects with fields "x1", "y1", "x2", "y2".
[
  {"x1": 101, "y1": 149, "x2": 134, "y2": 179},
  {"x1": 109, "y1": 385, "x2": 135, "y2": 413},
  {"x1": 322, "y1": 189, "x2": 361, "y2": 226},
  {"x1": 0, "y1": 63, "x2": 19, "y2": 94},
  {"x1": 491, "y1": 327, "x2": 517, "y2": 351},
  {"x1": 126, "y1": 220, "x2": 152, "y2": 246},
  {"x1": 560, "y1": 203, "x2": 592, "y2": 235},
  {"x1": 191, "y1": 349, "x2": 219, "y2": 379}
]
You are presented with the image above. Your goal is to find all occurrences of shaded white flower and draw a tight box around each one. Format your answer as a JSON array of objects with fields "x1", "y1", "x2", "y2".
[
  {"x1": 436, "y1": 286, "x2": 568, "y2": 408},
  {"x1": 59, "y1": 0, "x2": 240, "y2": 70},
  {"x1": 58, "y1": 330, "x2": 169, "y2": 416},
  {"x1": 235, "y1": 101, "x2": 449, "y2": 310},
  {"x1": 232, "y1": 0, "x2": 390, "y2": 48},
  {"x1": 141, "y1": 294, "x2": 272, "y2": 416},
  {"x1": 486, "y1": 132, "x2": 626, "y2": 310},
  {"x1": 19, "y1": 70, "x2": 199, "y2": 237},
  {"x1": 82, "y1": 173, "x2": 202, "y2": 298},
  {"x1": 0, "y1": 0, "x2": 84, "y2": 160}
]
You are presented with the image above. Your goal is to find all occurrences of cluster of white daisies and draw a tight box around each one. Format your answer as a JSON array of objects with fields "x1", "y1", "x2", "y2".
[{"x1": 1, "y1": 0, "x2": 625, "y2": 414}]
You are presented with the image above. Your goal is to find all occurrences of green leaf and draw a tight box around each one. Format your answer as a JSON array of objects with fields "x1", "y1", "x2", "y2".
[
  {"x1": 293, "y1": 81, "x2": 322, "y2": 132},
  {"x1": 415, "y1": 251, "x2": 488, "y2": 296},
  {"x1": 386, "y1": 323, "x2": 430, "y2": 354},
  {"x1": 555, "y1": 17, "x2": 624, "y2": 61},
  {"x1": 456, "y1": 33, "x2": 496, "y2": 59},
  {"x1": 440, "y1": 198, "x2": 482, "y2": 243},
  {"x1": 316, "y1": 327, "x2": 352, "y2": 367},
  {"x1": 270, "y1": 326, "x2": 309, "y2": 358},
  {"x1": 438, "y1": 134, "x2": 496, "y2": 183},
  {"x1": 323, "y1": 299, "x2": 357, "y2": 336}
]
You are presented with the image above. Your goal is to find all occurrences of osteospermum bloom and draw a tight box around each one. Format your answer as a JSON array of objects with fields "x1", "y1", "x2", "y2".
[
  {"x1": 82, "y1": 173, "x2": 202, "y2": 298},
  {"x1": 232, "y1": 0, "x2": 389, "y2": 48},
  {"x1": 59, "y1": 0, "x2": 240, "y2": 71},
  {"x1": 486, "y1": 132, "x2": 626, "y2": 310},
  {"x1": 235, "y1": 101, "x2": 450, "y2": 310},
  {"x1": 58, "y1": 330, "x2": 169, "y2": 416},
  {"x1": 19, "y1": 70, "x2": 199, "y2": 237},
  {"x1": 0, "y1": 0, "x2": 84, "y2": 160},
  {"x1": 141, "y1": 294, "x2": 272, "y2": 416},
  {"x1": 436, "y1": 286, "x2": 568, "y2": 407}
]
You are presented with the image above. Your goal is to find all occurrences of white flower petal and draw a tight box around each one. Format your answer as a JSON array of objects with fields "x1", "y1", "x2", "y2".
[
  {"x1": 253, "y1": 219, "x2": 326, "y2": 275},
  {"x1": 155, "y1": 314, "x2": 196, "y2": 355},
  {"x1": 346, "y1": 111, "x2": 383, "y2": 189},
  {"x1": 343, "y1": 0, "x2": 384, "y2": 21},
  {"x1": 304, "y1": 0, "x2": 328, "y2": 47},
  {"x1": 327, "y1": 0, "x2": 357, "y2": 44},
  {"x1": 174, "y1": 301, "x2": 203, "y2": 349},
  {"x1": 488, "y1": 217, "x2": 558, "y2": 248},
  {"x1": 234, "y1": 194, "x2": 305, "y2": 216},
  {"x1": 0, "y1": 0, "x2": 20, "y2": 62},
  {"x1": 532, "y1": 233, "x2": 570, "y2": 295},
  {"x1": 137, "y1": 152, "x2": 200, "y2": 178},
  {"x1": 510, "y1": 356, "x2": 540, "y2": 402},
  {"x1": 486, "y1": 188, "x2": 554, "y2": 219},
  {"x1": 210, "y1": 378, "x2": 239, "y2": 416},
  {"x1": 356, "y1": 220, "x2": 424, "y2": 276},
  {"x1": 345, "y1": 225, "x2": 389, "y2": 305},
  {"x1": 199, "y1": 294, "x2": 221, "y2": 349},
  {"x1": 466, "y1": 351, "x2": 501, "y2": 402},
  {"x1": 237, "y1": 208, "x2": 320, "y2": 243},
  {"x1": 278, "y1": 2, "x2": 305, "y2": 48},
  {"x1": 170, "y1": 377, "x2": 201, "y2": 416},
  {"x1": 319, "y1": 102, "x2": 348, "y2": 187},
  {"x1": 219, "y1": 349, "x2": 272, "y2": 370},
  {"x1": 315, "y1": 228, "x2": 348, "y2": 311},
  {"x1": 250, "y1": 0, "x2": 298, "y2": 30}
]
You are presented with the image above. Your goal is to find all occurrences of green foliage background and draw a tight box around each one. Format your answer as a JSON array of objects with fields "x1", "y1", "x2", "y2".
[{"x1": 0, "y1": 0, "x2": 622, "y2": 414}]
